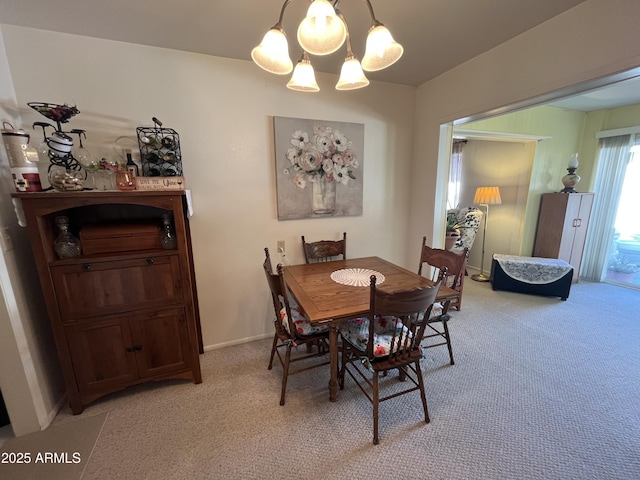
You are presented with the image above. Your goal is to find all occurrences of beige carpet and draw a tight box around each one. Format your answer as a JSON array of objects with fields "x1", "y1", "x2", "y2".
[
  {"x1": 2, "y1": 279, "x2": 639, "y2": 479},
  {"x1": 0, "y1": 412, "x2": 106, "y2": 480}
]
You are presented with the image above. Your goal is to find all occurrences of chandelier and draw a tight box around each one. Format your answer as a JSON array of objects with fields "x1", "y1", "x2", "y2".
[{"x1": 251, "y1": 0, "x2": 404, "y2": 92}]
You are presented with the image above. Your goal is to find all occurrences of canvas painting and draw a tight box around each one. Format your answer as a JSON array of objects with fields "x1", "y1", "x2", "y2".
[{"x1": 273, "y1": 116, "x2": 364, "y2": 220}]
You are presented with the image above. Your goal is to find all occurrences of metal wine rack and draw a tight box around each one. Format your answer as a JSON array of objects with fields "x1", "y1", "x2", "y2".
[{"x1": 136, "y1": 123, "x2": 182, "y2": 177}]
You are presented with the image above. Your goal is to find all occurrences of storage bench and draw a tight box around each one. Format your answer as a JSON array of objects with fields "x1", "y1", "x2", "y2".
[{"x1": 490, "y1": 254, "x2": 573, "y2": 300}]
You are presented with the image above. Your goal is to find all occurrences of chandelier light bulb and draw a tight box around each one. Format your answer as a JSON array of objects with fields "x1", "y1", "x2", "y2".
[
  {"x1": 297, "y1": 0, "x2": 346, "y2": 55},
  {"x1": 251, "y1": 28, "x2": 293, "y2": 75},
  {"x1": 361, "y1": 24, "x2": 404, "y2": 72},
  {"x1": 335, "y1": 56, "x2": 369, "y2": 90},
  {"x1": 287, "y1": 53, "x2": 320, "y2": 92}
]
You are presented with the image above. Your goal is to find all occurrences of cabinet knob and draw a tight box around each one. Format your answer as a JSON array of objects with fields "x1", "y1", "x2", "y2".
[
  {"x1": 146, "y1": 257, "x2": 155, "y2": 265},
  {"x1": 82, "y1": 264, "x2": 92, "y2": 271},
  {"x1": 126, "y1": 346, "x2": 134, "y2": 353}
]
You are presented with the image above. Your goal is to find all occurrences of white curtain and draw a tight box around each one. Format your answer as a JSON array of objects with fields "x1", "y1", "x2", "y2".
[
  {"x1": 448, "y1": 140, "x2": 466, "y2": 209},
  {"x1": 581, "y1": 134, "x2": 631, "y2": 281}
]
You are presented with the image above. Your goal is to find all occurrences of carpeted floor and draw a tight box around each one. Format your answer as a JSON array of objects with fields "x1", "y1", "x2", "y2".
[{"x1": 1, "y1": 279, "x2": 639, "y2": 479}]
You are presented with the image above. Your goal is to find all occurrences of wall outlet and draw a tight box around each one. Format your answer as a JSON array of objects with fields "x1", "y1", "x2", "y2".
[{"x1": 277, "y1": 240, "x2": 285, "y2": 253}]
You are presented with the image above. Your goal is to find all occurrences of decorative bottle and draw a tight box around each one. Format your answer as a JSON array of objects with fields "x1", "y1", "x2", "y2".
[
  {"x1": 53, "y1": 216, "x2": 81, "y2": 258},
  {"x1": 160, "y1": 213, "x2": 177, "y2": 249}
]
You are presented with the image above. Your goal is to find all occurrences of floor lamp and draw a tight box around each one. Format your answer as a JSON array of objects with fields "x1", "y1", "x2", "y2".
[{"x1": 471, "y1": 186, "x2": 502, "y2": 282}]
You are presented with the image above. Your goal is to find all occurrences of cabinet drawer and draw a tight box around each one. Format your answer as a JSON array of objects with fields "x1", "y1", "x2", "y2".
[{"x1": 52, "y1": 255, "x2": 184, "y2": 320}]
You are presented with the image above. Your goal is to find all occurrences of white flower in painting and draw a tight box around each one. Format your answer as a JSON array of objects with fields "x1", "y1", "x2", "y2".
[
  {"x1": 334, "y1": 165, "x2": 350, "y2": 185},
  {"x1": 322, "y1": 158, "x2": 334, "y2": 174},
  {"x1": 312, "y1": 133, "x2": 331, "y2": 153},
  {"x1": 331, "y1": 152, "x2": 344, "y2": 167},
  {"x1": 332, "y1": 130, "x2": 348, "y2": 152},
  {"x1": 290, "y1": 130, "x2": 308, "y2": 149},
  {"x1": 286, "y1": 147, "x2": 300, "y2": 165},
  {"x1": 292, "y1": 173, "x2": 306, "y2": 189}
]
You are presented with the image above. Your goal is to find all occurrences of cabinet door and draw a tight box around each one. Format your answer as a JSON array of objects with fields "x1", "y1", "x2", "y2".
[
  {"x1": 52, "y1": 255, "x2": 184, "y2": 320},
  {"x1": 557, "y1": 194, "x2": 583, "y2": 263},
  {"x1": 129, "y1": 308, "x2": 192, "y2": 378},
  {"x1": 66, "y1": 318, "x2": 139, "y2": 394}
]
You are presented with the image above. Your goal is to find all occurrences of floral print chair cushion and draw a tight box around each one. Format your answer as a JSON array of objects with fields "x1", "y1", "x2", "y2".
[
  {"x1": 447, "y1": 207, "x2": 483, "y2": 255},
  {"x1": 340, "y1": 305, "x2": 445, "y2": 357},
  {"x1": 339, "y1": 315, "x2": 410, "y2": 357},
  {"x1": 279, "y1": 295, "x2": 329, "y2": 336}
]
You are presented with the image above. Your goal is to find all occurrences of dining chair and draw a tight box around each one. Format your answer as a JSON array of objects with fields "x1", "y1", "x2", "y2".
[
  {"x1": 338, "y1": 275, "x2": 443, "y2": 445},
  {"x1": 301, "y1": 232, "x2": 346, "y2": 263},
  {"x1": 263, "y1": 248, "x2": 330, "y2": 405},
  {"x1": 417, "y1": 240, "x2": 467, "y2": 366},
  {"x1": 419, "y1": 237, "x2": 468, "y2": 311}
]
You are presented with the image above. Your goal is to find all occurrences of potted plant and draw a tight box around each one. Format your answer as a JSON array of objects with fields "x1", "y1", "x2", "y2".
[{"x1": 607, "y1": 254, "x2": 639, "y2": 282}]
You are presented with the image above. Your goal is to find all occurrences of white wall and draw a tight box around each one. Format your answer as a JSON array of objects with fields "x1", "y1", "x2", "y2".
[{"x1": 409, "y1": 0, "x2": 640, "y2": 268}]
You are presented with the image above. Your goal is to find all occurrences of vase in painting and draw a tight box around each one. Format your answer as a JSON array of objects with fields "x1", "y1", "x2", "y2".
[{"x1": 312, "y1": 175, "x2": 336, "y2": 215}]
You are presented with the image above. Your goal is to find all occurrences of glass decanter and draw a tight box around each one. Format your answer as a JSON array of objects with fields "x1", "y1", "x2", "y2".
[
  {"x1": 53, "y1": 216, "x2": 81, "y2": 258},
  {"x1": 160, "y1": 213, "x2": 177, "y2": 249}
]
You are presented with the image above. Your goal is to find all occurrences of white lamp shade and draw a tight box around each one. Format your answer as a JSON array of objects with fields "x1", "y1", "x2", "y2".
[
  {"x1": 361, "y1": 25, "x2": 404, "y2": 71},
  {"x1": 297, "y1": 0, "x2": 346, "y2": 55},
  {"x1": 568, "y1": 153, "x2": 579, "y2": 169},
  {"x1": 287, "y1": 55, "x2": 320, "y2": 92},
  {"x1": 335, "y1": 57, "x2": 369, "y2": 90},
  {"x1": 251, "y1": 28, "x2": 293, "y2": 75}
]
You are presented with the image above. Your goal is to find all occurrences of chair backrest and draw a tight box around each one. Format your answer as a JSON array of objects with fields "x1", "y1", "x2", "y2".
[
  {"x1": 365, "y1": 275, "x2": 442, "y2": 361},
  {"x1": 418, "y1": 238, "x2": 467, "y2": 293},
  {"x1": 447, "y1": 207, "x2": 483, "y2": 255},
  {"x1": 301, "y1": 232, "x2": 347, "y2": 263},
  {"x1": 263, "y1": 248, "x2": 295, "y2": 338}
]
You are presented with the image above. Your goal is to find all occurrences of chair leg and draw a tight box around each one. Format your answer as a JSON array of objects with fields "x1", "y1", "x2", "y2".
[
  {"x1": 415, "y1": 360, "x2": 430, "y2": 424},
  {"x1": 280, "y1": 345, "x2": 293, "y2": 406},
  {"x1": 339, "y1": 340, "x2": 346, "y2": 390},
  {"x1": 373, "y1": 371, "x2": 380, "y2": 445},
  {"x1": 268, "y1": 332, "x2": 279, "y2": 370},
  {"x1": 441, "y1": 318, "x2": 455, "y2": 365}
]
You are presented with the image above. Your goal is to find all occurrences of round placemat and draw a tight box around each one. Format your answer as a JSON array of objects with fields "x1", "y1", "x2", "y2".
[{"x1": 330, "y1": 268, "x2": 386, "y2": 287}]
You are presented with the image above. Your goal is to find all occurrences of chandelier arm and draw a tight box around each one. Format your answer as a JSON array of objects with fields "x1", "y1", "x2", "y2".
[
  {"x1": 364, "y1": 0, "x2": 383, "y2": 27},
  {"x1": 334, "y1": 8, "x2": 354, "y2": 56},
  {"x1": 275, "y1": 0, "x2": 294, "y2": 28}
]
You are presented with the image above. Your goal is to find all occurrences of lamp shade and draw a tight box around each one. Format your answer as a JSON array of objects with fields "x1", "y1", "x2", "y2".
[
  {"x1": 297, "y1": 0, "x2": 346, "y2": 55},
  {"x1": 335, "y1": 56, "x2": 369, "y2": 90},
  {"x1": 473, "y1": 186, "x2": 502, "y2": 205},
  {"x1": 286, "y1": 53, "x2": 320, "y2": 92},
  {"x1": 251, "y1": 28, "x2": 293, "y2": 75},
  {"x1": 361, "y1": 25, "x2": 404, "y2": 71},
  {"x1": 568, "y1": 153, "x2": 579, "y2": 169}
]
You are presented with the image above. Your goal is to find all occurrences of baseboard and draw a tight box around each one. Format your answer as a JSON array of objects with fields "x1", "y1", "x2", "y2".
[{"x1": 203, "y1": 332, "x2": 272, "y2": 352}]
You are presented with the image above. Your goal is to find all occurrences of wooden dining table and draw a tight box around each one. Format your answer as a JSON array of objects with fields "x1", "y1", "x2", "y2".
[{"x1": 282, "y1": 256, "x2": 460, "y2": 402}]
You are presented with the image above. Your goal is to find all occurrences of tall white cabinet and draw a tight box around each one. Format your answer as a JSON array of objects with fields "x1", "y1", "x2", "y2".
[{"x1": 533, "y1": 192, "x2": 594, "y2": 282}]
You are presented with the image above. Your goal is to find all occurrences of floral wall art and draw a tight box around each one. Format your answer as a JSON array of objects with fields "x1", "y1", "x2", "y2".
[{"x1": 273, "y1": 116, "x2": 364, "y2": 220}]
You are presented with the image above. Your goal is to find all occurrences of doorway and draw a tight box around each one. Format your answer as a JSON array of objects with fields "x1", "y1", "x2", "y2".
[{"x1": 603, "y1": 144, "x2": 640, "y2": 289}]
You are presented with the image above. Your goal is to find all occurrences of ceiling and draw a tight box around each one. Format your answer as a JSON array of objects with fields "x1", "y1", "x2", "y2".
[
  {"x1": 1, "y1": 0, "x2": 638, "y2": 111},
  {"x1": 1, "y1": 0, "x2": 588, "y2": 87}
]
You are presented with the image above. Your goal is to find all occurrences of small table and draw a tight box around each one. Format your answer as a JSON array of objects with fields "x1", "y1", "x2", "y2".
[{"x1": 282, "y1": 256, "x2": 459, "y2": 402}]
